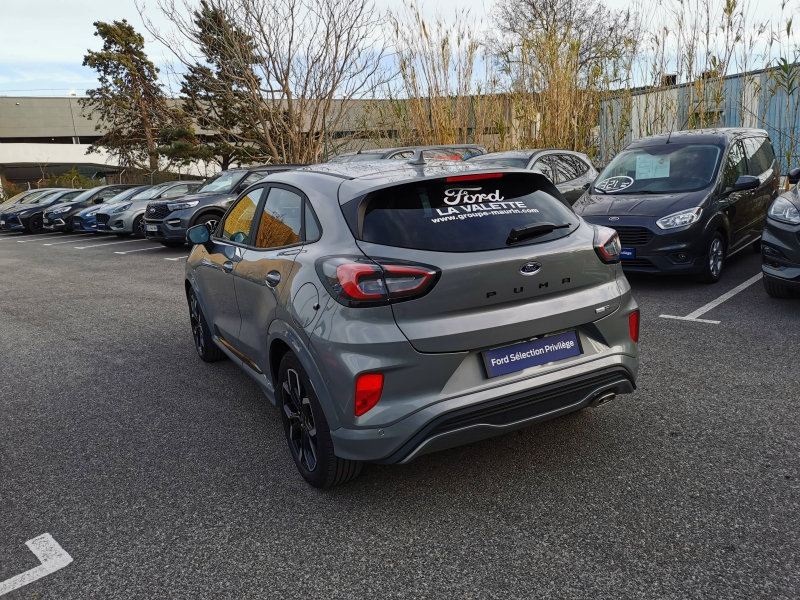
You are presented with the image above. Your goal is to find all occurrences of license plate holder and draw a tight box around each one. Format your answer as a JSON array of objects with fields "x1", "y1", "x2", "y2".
[
  {"x1": 481, "y1": 330, "x2": 583, "y2": 378},
  {"x1": 620, "y1": 247, "x2": 636, "y2": 260},
  {"x1": 146, "y1": 224, "x2": 158, "y2": 232}
]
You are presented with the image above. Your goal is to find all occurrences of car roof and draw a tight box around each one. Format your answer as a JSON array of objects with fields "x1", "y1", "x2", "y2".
[
  {"x1": 290, "y1": 160, "x2": 533, "y2": 203},
  {"x1": 628, "y1": 127, "x2": 770, "y2": 148}
]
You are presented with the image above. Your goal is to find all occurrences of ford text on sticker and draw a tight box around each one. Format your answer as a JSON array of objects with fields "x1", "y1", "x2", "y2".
[
  {"x1": 482, "y1": 330, "x2": 582, "y2": 378},
  {"x1": 595, "y1": 176, "x2": 634, "y2": 192},
  {"x1": 431, "y1": 187, "x2": 540, "y2": 223}
]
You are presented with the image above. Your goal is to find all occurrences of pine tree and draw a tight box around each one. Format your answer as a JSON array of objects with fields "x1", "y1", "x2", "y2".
[{"x1": 81, "y1": 20, "x2": 175, "y2": 172}]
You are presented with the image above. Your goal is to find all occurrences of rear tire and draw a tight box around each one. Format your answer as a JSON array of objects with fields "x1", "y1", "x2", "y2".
[
  {"x1": 188, "y1": 289, "x2": 225, "y2": 362},
  {"x1": 27, "y1": 213, "x2": 43, "y2": 234},
  {"x1": 278, "y1": 353, "x2": 362, "y2": 488},
  {"x1": 763, "y1": 276, "x2": 795, "y2": 299},
  {"x1": 694, "y1": 232, "x2": 725, "y2": 284}
]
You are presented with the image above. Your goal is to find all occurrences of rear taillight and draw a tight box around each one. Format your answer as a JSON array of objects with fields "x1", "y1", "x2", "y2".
[
  {"x1": 629, "y1": 310, "x2": 640, "y2": 342},
  {"x1": 316, "y1": 256, "x2": 440, "y2": 307},
  {"x1": 593, "y1": 226, "x2": 621, "y2": 264},
  {"x1": 354, "y1": 373, "x2": 384, "y2": 416}
]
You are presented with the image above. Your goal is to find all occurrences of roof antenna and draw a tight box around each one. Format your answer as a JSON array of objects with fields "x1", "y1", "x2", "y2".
[{"x1": 408, "y1": 149, "x2": 427, "y2": 166}]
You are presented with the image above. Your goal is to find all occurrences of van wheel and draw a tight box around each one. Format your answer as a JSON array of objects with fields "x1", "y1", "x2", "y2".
[
  {"x1": 763, "y1": 276, "x2": 795, "y2": 298},
  {"x1": 694, "y1": 232, "x2": 725, "y2": 284},
  {"x1": 188, "y1": 290, "x2": 224, "y2": 362},
  {"x1": 279, "y1": 353, "x2": 362, "y2": 488}
]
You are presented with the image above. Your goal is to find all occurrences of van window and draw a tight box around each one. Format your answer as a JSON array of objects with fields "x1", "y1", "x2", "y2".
[
  {"x1": 744, "y1": 137, "x2": 775, "y2": 176},
  {"x1": 358, "y1": 173, "x2": 578, "y2": 252},
  {"x1": 724, "y1": 141, "x2": 748, "y2": 187}
]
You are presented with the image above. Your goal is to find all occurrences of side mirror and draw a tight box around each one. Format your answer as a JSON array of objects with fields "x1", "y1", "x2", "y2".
[
  {"x1": 186, "y1": 223, "x2": 211, "y2": 244},
  {"x1": 94, "y1": 197, "x2": 105, "y2": 204},
  {"x1": 788, "y1": 167, "x2": 800, "y2": 185},
  {"x1": 732, "y1": 175, "x2": 760, "y2": 191},
  {"x1": 236, "y1": 182, "x2": 249, "y2": 193}
]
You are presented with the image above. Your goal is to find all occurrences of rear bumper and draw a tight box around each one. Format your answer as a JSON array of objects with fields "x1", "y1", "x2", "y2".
[{"x1": 330, "y1": 354, "x2": 638, "y2": 463}]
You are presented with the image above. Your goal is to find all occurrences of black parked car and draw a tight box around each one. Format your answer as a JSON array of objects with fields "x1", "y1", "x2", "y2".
[
  {"x1": 761, "y1": 168, "x2": 800, "y2": 297},
  {"x1": 144, "y1": 165, "x2": 302, "y2": 247},
  {"x1": 574, "y1": 128, "x2": 778, "y2": 283},
  {"x1": 43, "y1": 184, "x2": 140, "y2": 232},
  {"x1": 466, "y1": 149, "x2": 598, "y2": 204},
  {"x1": 327, "y1": 144, "x2": 486, "y2": 163},
  {"x1": 0, "y1": 189, "x2": 83, "y2": 233}
]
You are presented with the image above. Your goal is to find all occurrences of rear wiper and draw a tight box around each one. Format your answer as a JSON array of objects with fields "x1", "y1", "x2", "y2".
[{"x1": 507, "y1": 222, "x2": 570, "y2": 245}]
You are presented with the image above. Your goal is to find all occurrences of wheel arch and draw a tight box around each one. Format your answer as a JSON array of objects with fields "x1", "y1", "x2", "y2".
[{"x1": 189, "y1": 207, "x2": 226, "y2": 228}]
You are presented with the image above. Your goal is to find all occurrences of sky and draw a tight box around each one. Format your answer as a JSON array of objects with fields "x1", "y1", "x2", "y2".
[{"x1": 0, "y1": 0, "x2": 792, "y2": 97}]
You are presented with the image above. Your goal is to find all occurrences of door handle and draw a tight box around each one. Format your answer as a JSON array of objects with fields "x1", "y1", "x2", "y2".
[
  {"x1": 222, "y1": 261, "x2": 234, "y2": 273},
  {"x1": 265, "y1": 270, "x2": 282, "y2": 287}
]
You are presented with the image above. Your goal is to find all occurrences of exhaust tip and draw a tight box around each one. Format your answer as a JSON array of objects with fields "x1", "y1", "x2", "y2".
[{"x1": 590, "y1": 392, "x2": 616, "y2": 408}]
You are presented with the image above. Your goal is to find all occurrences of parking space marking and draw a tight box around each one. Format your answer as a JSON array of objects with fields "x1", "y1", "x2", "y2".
[
  {"x1": 113, "y1": 246, "x2": 163, "y2": 255},
  {"x1": 164, "y1": 255, "x2": 190, "y2": 261},
  {"x1": 0, "y1": 533, "x2": 73, "y2": 596},
  {"x1": 0, "y1": 233, "x2": 57, "y2": 242},
  {"x1": 660, "y1": 273, "x2": 762, "y2": 324},
  {"x1": 16, "y1": 233, "x2": 64, "y2": 243},
  {"x1": 74, "y1": 239, "x2": 150, "y2": 250},
  {"x1": 42, "y1": 234, "x2": 97, "y2": 246}
]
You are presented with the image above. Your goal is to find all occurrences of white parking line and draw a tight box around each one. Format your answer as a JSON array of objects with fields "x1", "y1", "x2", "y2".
[
  {"x1": 113, "y1": 246, "x2": 163, "y2": 255},
  {"x1": 660, "y1": 273, "x2": 762, "y2": 324},
  {"x1": 0, "y1": 533, "x2": 73, "y2": 596},
  {"x1": 0, "y1": 232, "x2": 56, "y2": 242},
  {"x1": 74, "y1": 239, "x2": 149, "y2": 250},
  {"x1": 16, "y1": 233, "x2": 64, "y2": 243},
  {"x1": 42, "y1": 234, "x2": 96, "y2": 245},
  {"x1": 164, "y1": 255, "x2": 190, "y2": 261}
]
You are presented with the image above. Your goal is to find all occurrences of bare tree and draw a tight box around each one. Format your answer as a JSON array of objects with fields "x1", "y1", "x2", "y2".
[{"x1": 138, "y1": 0, "x2": 388, "y2": 164}]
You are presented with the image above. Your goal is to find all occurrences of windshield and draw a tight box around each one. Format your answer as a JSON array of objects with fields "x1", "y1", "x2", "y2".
[
  {"x1": 21, "y1": 191, "x2": 54, "y2": 204},
  {"x1": 594, "y1": 143, "x2": 723, "y2": 194},
  {"x1": 68, "y1": 187, "x2": 102, "y2": 203},
  {"x1": 106, "y1": 186, "x2": 146, "y2": 203},
  {"x1": 128, "y1": 185, "x2": 180, "y2": 202},
  {"x1": 467, "y1": 156, "x2": 530, "y2": 169},
  {"x1": 197, "y1": 171, "x2": 244, "y2": 194}
]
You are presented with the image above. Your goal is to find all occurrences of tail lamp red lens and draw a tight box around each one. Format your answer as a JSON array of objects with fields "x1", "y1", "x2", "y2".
[
  {"x1": 317, "y1": 257, "x2": 440, "y2": 308},
  {"x1": 445, "y1": 173, "x2": 503, "y2": 182},
  {"x1": 593, "y1": 227, "x2": 622, "y2": 263},
  {"x1": 629, "y1": 309, "x2": 640, "y2": 343},
  {"x1": 354, "y1": 373, "x2": 384, "y2": 416}
]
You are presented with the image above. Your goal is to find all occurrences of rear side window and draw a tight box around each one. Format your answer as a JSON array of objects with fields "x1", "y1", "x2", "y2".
[
  {"x1": 531, "y1": 158, "x2": 554, "y2": 180},
  {"x1": 744, "y1": 137, "x2": 775, "y2": 175},
  {"x1": 724, "y1": 141, "x2": 748, "y2": 187},
  {"x1": 552, "y1": 155, "x2": 581, "y2": 183},
  {"x1": 254, "y1": 187, "x2": 302, "y2": 249},
  {"x1": 357, "y1": 173, "x2": 578, "y2": 252}
]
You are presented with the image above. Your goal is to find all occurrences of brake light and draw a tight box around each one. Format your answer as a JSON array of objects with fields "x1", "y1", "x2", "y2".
[
  {"x1": 445, "y1": 173, "x2": 503, "y2": 182},
  {"x1": 593, "y1": 226, "x2": 621, "y2": 263},
  {"x1": 629, "y1": 310, "x2": 640, "y2": 343},
  {"x1": 316, "y1": 257, "x2": 440, "y2": 307},
  {"x1": 355, "y1": 373, "x2": 384, "y2": 416}
]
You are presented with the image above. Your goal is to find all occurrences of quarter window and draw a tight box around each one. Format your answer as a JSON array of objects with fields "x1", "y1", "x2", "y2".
[
  {"x1": 221, "y1": 188, "x2": 263, "y2": 244},
  {"x1": 254, "y1": 188, "x2": 303, "y2": 249},
  {"x1": 743, "y1": 137, "x2": 774, "y2": 176},
  {"x1": 531, "y1": 158, "x2": 554, "y2": 180}
]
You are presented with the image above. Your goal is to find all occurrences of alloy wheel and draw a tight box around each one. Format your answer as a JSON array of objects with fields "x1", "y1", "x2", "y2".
[
  {"x1": 282, "y1": 368, "x2": 318, "y2": 472},
  {"x1": 709, "y1": 238, "x2": 723, "y2": 278},
  {"x1": 189, "y1": 295, "x2": 205, "y2": 355},
  {"x1": 205, "y1": 219, "x2": 219, "y2": 234}
]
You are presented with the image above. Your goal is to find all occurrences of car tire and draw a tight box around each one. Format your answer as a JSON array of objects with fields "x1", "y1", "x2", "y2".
[
  {"x1": 160, "y1": 241, "x2": 185, "y2": 248},
  {"x1": 26, "y1": 213, "x2": 44, "y2": 234},
  {"x1": 763, "y1": 275, "x2": 795, "y2": 299},
  {"x1": 278, "y1": 353, "x2": 362, "y2": 488},
  {"x1": 133, "y1": 215, "x2": 145, "y2": 239},
  {"x1": 188, "y1": 289, "x2": 225, "y2": 362},
  {"x1": 694, "y1": 232, "x2": 725, "y2": 284}
]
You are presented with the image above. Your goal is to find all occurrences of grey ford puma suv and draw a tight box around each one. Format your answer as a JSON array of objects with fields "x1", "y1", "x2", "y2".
[{"x1": 184, "y1": 159, "x2": 640, "y2": 487}]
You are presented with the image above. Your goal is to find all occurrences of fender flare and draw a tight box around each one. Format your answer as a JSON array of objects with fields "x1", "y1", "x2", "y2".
[{"x1": 267, "y1": 319, "x2": 342, "y2": 430}]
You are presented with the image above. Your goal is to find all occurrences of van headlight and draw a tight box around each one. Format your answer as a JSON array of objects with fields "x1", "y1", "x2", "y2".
[
  {"x1": 167, "y1": 200, "x2": 199, "y2": 211},
  {"x1": 656, "y1": 207, "x2": 702, "y2": 230},
  {"x1": 768, "y1": 197, "x2": 800, "y2": 224}
]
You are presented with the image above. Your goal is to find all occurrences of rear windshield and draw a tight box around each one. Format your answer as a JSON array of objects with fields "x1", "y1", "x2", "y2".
[{"x1": 356, "y1": 173, "x2": 578, "y2": 252}]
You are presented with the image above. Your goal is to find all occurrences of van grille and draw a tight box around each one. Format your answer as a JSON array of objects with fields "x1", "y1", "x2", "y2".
[{"x1": 613, "y1": 226, "x2": 654, "y2": 246}]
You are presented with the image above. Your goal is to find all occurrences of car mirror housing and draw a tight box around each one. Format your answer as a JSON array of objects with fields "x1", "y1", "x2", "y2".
[
  {"x1": 732, "y1": 175, "x2": 760, "y2": 191},
  {"x1": 787, "y1": 167, "x2": 800, "y2": 185},
  {"x1": 187, "y1": 223, "x2": 211, "y2": 244}
]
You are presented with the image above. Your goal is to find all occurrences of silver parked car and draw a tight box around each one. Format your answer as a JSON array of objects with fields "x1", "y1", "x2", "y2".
[
  {"x1": 96, "y1": 181, "x2": 202, "y2": 237},
  {"x1": 184, "y1": 159, "x2": 640, "y2": 487}
]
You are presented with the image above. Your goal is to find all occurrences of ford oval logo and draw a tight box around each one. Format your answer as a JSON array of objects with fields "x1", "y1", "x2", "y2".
[
  {"x1": 149, "y1": 208, "x2": 155, "y2": 213},
  {"x1": 608, "y1": 216, "x2": 620, "y2": 221},
  {"x1": 520, "y1": 261, "x2": 542, "y2": 276}
]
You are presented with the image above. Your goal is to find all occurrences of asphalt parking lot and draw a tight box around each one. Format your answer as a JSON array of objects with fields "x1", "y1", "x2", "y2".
[{"x1": 0, "y1": 230, "x2": 798, "y2": 599}]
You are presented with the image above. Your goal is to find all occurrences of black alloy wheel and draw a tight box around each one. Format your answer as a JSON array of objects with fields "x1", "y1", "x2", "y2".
[
  {"x1": 133, "y1": 215, "x2": 146, "y2": 238},
  {"x1": 188, "y1": 290, "x2": 224, "y2": 362},
  {"x1": 197, "y1": 214, "x2": 222, "y2": 235},
  {"x1": 27, "y1": 213, "x2": 44, "y2": 234},
  {"x1": 278, "y1": 353, "x2": 362, "y2": 488}
]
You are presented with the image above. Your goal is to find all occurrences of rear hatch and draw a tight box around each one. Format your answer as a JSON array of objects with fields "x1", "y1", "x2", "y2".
[{"x1": 347, "y1": 172, "x2": 620, "y2": 353}]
